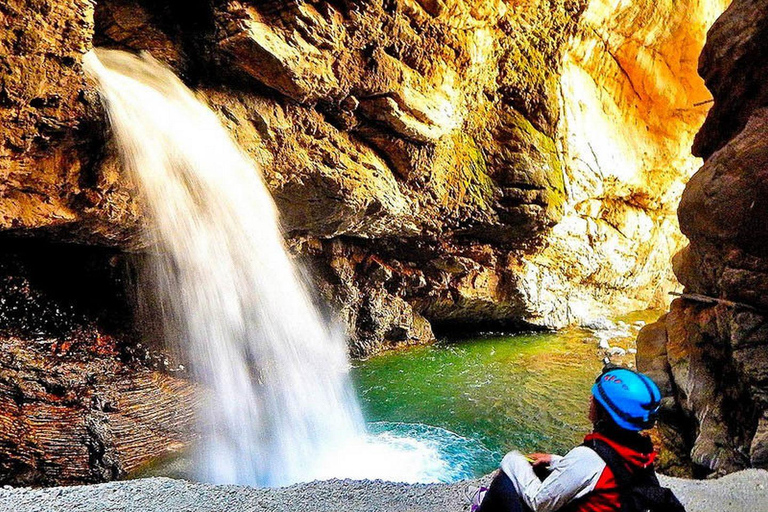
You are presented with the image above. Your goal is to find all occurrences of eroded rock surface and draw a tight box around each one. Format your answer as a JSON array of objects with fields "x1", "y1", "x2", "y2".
[
  {"x1": 1, "y1": 0, "x2": 727, "y2": 347},
  {"x1": 637, "y1": 0, "x2": 768, "y2": 476},
  {"x1": 545, "y1": 0, "x2": 730, "y2": 323},
  {"x1": 0, "y1": 241, "x2": 198, "y2": 485},
  {"x1": 0, "y1": 0, "x2": 145, "y2": 246}
]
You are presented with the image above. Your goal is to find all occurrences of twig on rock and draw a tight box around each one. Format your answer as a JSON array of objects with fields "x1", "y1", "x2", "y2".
[{"x1": 669, "y1": 292, "x2": 763, "y2": 313}]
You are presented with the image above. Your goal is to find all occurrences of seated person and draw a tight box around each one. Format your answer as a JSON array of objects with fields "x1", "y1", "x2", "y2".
[{"x1": 473, "y1": 368, "x2": 683, "y2": 512}]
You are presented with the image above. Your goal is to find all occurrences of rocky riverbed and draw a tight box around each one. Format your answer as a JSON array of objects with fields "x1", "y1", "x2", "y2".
[{"x1": 1, "y1": 471, "x2": 767, "y2": 512}]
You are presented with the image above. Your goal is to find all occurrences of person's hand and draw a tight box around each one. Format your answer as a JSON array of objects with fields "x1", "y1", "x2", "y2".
[{"x1": 526, "y1": 453, "x2": 552, "y2": 467}]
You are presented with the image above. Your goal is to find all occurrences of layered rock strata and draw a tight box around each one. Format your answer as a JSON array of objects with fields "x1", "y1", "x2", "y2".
[
  {"x1": 637, "y1": 0, "x2": 768, "y2": 476},
  {"x1": 0, "y1": 241, "x2": 198, "y2": 485}
]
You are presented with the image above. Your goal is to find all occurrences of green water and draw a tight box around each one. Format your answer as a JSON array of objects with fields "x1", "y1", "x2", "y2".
[{"x1": 351, "y1": 318, "x2": 649, "y2": 477}]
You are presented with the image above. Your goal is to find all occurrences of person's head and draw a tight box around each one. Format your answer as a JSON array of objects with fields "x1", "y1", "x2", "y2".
[{"x1": 590, "y1": 368, "x2": 661, "y2": 433}]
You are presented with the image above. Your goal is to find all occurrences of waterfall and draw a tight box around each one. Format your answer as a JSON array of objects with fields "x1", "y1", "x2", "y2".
[
  {"x1": 84, "y1": 49, "x2": 469, "y2": 487},
  {"x1": 84, "y1": 49, "x2": 364, "y2": 486}
]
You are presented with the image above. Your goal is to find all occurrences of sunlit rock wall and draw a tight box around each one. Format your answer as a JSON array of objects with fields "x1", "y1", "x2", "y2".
[
  {"x1": 0, "y1": 0, "x2": 729, "y2": 353},
  {"x1": 199, "y1": 0, "x2": 730, "y2": 343},
  {"x1": 529, "y1": 0, "x2": 730, "y2": 325},
  {"x1": 0, "y1": 0, "x2": 144, "y2": 246},
  {"x1": 206, "y1": 0, "x2": 585, "y2": 353},
  {"x1": 638, "y1": 0, "x2": 768, "y2": 477}
]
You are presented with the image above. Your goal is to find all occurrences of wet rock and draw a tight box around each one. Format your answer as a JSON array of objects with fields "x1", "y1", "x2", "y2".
[
  {"x1": 0, "y1": 339, "x2": 199, "y2": 486},
  {"x1": 93, "y1": 0, "x2": 189, "y2": 72},
  {"x1": 0, "y1": 0, "x2": 146, "y2": 247},
  {"x1": 209, "y1": 0, "x2": 577, "y2": 246},
  {"x1": 751, "y1": 413, "x2": 768, "y2": 467},
  {"x1": 0, "y1": 242, "x2": 198, "y2": 486}
]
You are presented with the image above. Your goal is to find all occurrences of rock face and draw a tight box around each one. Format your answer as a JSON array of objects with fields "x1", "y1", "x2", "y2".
[
  {"x1": 203, "y1": 0, "x2": 729, "y2": 339},
  {"x1": 0, "y1": 0, "x2": 144, "y2": 246},
  {"x1": 203, "y1": 0, "x2": 584, "y2": 354},
  {"x1": 637, "y1": 0, "x2": 768, "y2": 476},
  {"x1": 545, "y1": 0, "x2": 729, "y2": 323},
  {"x1": 0, "y1": 241, "x2": 198, "y2": 485},
  {"x1": 2, "y1": 0, "x2": 729, "y2": 349},
  {"x1": 0, "y1": 0, "x2": 729, "y2": 485}
]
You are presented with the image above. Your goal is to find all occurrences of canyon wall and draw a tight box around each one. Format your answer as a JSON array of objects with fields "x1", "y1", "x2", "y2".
[
  {"x1": 0, "y1": 0, "x2": 728, "y2": 484},
  {"x1": 519, "y1": 0, "x2": 728, "y2": 325},
  {"x1": 637, "y1": 0, "x2": 768, "y2": 476},
  {"x1": 1, "y1": 0, "x2": 729, "y2": 354}
]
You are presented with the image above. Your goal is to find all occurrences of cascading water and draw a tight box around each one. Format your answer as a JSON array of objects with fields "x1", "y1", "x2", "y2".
[
  {"x1": 83, "y1": 49, "x2": 473, "y2": 486},
  {"x1": 84, "y1": 49, "x2": 363, "y2": 486}
]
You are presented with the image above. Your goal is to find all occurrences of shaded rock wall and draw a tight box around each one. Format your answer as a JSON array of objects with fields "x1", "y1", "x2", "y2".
[
  {"x1": 637, "y1": 0, "x2": 768, "y2": 476},
  {"x1": 0, "y1": 241, "x2": 198, "y2": 485},
  {"x1": 0, "y1": 0, "x2": 730, "y2": 484}
]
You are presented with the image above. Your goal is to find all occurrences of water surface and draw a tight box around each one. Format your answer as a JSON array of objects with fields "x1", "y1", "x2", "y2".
[{"x1": 352, "y1": 315, "x2": 650, "y2": 478}]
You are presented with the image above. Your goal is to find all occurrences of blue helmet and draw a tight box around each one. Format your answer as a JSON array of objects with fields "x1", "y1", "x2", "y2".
[{"x1": 591, "y1": 368, "x2": 662, "y2": 431}]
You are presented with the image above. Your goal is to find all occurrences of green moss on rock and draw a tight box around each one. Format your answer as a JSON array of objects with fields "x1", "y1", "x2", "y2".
[
  {"x1": 430, "y1": 131, "x2": 497, "y2": 220},
  {"x1": 497, "y1": 109, "x2": 566, "y2": 221}
]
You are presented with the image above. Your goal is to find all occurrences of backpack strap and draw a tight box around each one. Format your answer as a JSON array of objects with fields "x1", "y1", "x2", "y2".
[{"x1": 584, "y1": 437, "x2": 639, "y2": 488}]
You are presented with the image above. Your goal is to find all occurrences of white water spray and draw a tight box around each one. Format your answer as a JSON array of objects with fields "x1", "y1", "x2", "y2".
[{"x1": 84, "y1": 49, "x2": 462, "y2": 486}]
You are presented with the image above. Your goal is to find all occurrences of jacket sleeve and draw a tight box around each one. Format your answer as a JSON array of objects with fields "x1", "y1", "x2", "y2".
[{"x1": 500, "y1": 447, "x2": 605, "y2": 512}]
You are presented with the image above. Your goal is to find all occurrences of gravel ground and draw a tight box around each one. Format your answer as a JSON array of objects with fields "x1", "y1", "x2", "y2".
[{"x1": 0, "y1": 471, "x2": 766, "y2": 512}]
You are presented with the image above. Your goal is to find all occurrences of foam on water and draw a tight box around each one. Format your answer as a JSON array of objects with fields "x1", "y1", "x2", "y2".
[
  {"x1": 84, "y1": 49, "x2": 466, "y2": 487},
  {"x1": 316, "y1": 422, "x2": 496, "y2": 484}
]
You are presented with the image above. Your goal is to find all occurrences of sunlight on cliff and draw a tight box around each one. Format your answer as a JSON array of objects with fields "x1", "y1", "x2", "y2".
[{"x1": 517, "y1": 0, "x2": 732, "y2": 325}]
